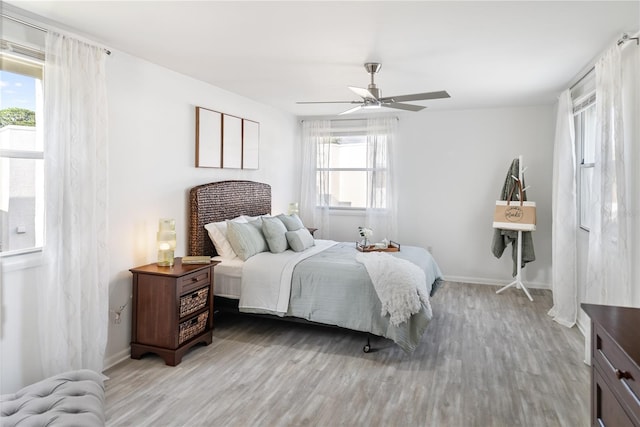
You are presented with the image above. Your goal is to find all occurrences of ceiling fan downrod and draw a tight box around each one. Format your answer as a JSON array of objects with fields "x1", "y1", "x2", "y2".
[{"x1": 365, "y1": 62, "x2": 381, "y2": 99}]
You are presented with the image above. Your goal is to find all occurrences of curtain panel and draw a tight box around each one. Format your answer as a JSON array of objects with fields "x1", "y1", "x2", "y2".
[
  {"x1": 40, "y1": 32, "x2": 109, "y2": 375},
  {"x1": 548, "y1": 90, "x2": 578, "y2": 327},
  {"x1": 300, "y1": 120, "x2": 332, "y2": 238},
  {"x1": 365, "y1": 117, "x2": 398, "y2": 240},
  {"x1": 585, "y1": 45, "x2": 631, "y2": 307}
]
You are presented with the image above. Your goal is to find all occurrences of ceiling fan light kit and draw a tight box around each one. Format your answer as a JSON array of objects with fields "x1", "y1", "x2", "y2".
[{"x1": 297, "y1": 62, "x2": 450, "y2": 115}]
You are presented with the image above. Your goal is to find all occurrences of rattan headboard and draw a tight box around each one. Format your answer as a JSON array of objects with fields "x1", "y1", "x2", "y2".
[{"x1": 189, "y1": 180, "x2": 271, "y2": 256}]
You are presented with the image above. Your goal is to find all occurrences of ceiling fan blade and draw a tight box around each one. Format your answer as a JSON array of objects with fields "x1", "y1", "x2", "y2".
[
  {"x1": 296, "y1": 101, "x2": 359, "y2": 104},
  {"x1": 380, "y1": 90, "x2": 450, "y2": 103},
  {"x1": 349, "y1": 86, "x2": 377, "y2": 100},
  {"x1": 384, "y1": 102, "x2": 426, "y2": 112},
  {"x1": 338, "y1": 105, "x2": 363, "y2": 115}
]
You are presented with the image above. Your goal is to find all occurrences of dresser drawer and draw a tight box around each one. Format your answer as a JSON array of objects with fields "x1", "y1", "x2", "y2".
[
  {"x1": 179, "y1": 268, "x2": 211, "y2": 294},
  {"x1": 594, "y1": 323, "x2": 640, "y2": 423},
  {"x1": 594, "y1": 366, "x2": 636, "y2": 427}
]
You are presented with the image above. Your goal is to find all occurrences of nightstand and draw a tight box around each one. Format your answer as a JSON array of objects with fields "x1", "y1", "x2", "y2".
[{"x1": 129, "y1": 258, "x2": 219, "y2": 366}]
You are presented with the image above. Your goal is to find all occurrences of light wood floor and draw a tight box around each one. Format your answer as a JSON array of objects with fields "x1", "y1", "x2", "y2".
[{"x1": 104, "y1": 282, "x2": 590, "y2": 427}]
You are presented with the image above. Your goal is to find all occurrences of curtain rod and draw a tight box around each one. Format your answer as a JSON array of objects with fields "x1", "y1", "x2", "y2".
[
  {"x1": 1, "y1": 12, "x2": 111, "y2": 55},
  {"x1": 300, "y1": 116, "x2": 399, "y2": 123},
  {"x1": 570, "y1": 32, "x2": 638, "y2": 90}
]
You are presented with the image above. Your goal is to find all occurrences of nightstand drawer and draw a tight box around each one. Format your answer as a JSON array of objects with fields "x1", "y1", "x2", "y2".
[
  {"x1": 594, "y1": 324, "x2": 640, "y2": 423},
  {"x1": 179, "y1": 286, "x2": 209, "y2": 318},
  {"x1": 179, "y1": 312, "x2": 209, "y2": 345},
  {"x1": 179, "y1": 268, "x2": 210, "y2": 294}
]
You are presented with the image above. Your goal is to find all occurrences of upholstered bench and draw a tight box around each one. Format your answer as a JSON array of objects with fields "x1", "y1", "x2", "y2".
[{"x1": 0, "y1": 369, "x2": 105, "y2": 427}]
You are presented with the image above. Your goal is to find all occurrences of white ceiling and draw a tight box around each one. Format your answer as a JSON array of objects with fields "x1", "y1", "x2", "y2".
[{"x1": 5, "y1": 1, "x2": 640, "y2": 116}]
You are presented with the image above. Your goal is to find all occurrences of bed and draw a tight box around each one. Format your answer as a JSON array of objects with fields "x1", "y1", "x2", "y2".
[{"x1": 188, "y1": 180, "x2": 443, "y2": 353}]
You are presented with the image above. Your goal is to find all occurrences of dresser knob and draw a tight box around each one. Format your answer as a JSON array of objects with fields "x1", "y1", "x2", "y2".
[{"x1": 615, "y1": 369, "x2": 631, "y2": 380}]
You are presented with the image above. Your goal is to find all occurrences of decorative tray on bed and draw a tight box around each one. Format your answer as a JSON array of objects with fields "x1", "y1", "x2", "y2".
[{"x1": 356, "y1": 241, "x2": 400, "y2": 252}]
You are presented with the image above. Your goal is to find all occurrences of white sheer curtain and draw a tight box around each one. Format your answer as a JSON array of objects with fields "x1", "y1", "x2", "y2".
[
  {"x1": 364, "y1": 117, "x2": 398, "y2": 240},
  {"x1": 40, "y1": 32, "x2": 109, "y2": 375},
  {"x1": 548, "y1": 90, "x2": 578, "y2": 327},
  {"x1": 585, "y1": 45, "x2": 631, "y2": 307},
  {"x1": 300, "y1": 120, "x2": 331, "y2": 237}
]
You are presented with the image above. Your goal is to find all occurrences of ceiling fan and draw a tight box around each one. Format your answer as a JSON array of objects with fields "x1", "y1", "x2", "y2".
[{"x1": 297, "y1": 62, "x2": 450, "y2": 115}]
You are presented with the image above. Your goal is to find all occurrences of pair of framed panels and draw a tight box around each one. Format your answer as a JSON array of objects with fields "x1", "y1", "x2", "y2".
[{"x1": 195, "y1": 106, "x2": 259, "y2": 169}]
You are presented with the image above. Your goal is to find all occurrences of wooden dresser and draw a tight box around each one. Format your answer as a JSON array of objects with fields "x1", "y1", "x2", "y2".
[
  {"x1": 582, "y1": 304, "x2": 640, "y2": 426},
  {"x1": 130, "y1": 258, "x2": 218, "y2": 366}
]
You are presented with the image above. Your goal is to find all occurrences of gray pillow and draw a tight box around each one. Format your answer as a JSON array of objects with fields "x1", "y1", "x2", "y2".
[
  {"x1": 262, "y1": 217, "x2": 289, "y2": 253},
  {"x1": 277, "y1": 213, "x2": 305, "y2": 231},
  {"x1": 227, "y1": 218, "x2": 268, "y2": 260},
  {"x1": 285, "y1": 228, "x2": 315, "y2": 252}
]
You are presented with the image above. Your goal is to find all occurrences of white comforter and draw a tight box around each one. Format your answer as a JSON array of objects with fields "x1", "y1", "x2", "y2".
[{"x1": 238, "y1": 239, "x2": 338, "y2": 315}]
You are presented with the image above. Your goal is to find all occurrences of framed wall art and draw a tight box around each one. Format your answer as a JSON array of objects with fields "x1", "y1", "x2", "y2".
[{"x1": 195, "y1": 106, "x2": 259, "y2": 169}]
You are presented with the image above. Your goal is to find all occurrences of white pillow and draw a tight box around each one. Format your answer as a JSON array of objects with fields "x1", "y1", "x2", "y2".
[
  {"x1": 241, "y1": 214, "x2": 270, "y2": 222},
  {"x1": 204, "y1": 216, "x2": 246, "y2": 259}
]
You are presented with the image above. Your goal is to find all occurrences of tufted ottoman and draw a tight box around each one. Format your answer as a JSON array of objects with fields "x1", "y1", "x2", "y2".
[{"x1": 0, "y1": 369, "x2": 105, "y2": 427}]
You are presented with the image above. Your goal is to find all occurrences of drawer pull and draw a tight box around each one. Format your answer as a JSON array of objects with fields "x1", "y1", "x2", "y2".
[
  {"x1": 189, "y1": 272, "x2": 207, "y2": 282},
  {"x1": 615, "y1": 369, "x2": 631, "y2": 380}
]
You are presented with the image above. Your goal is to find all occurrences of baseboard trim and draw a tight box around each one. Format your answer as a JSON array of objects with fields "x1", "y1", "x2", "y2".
[
  {"x1": 103, "y1": 347, "x2": 130, "y2": 371},
  {"x1": 443, "y1": 275, "x2": 551, "y2": 290}
]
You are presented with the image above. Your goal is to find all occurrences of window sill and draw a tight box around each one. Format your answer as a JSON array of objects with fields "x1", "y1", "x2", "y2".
[
  {"x1": 0, "y1": 249, "x2": 43, "y2": 273},
  {"x1": 326, "y1": 207, "x2": 365, "y2": 217}
]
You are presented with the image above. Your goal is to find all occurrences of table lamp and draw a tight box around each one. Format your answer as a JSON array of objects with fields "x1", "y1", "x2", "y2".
[{"x1": 157, "y1": 218, "x2": 176, "y2": 267}]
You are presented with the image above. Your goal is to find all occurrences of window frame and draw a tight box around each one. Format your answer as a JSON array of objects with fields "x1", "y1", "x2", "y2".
[
  {"x1": 573, "y1": 91, "x2": 596, "y2": 232},
  {"x1": 316, "y1": 123, "x2": 390, "y2": 211},
  {"x1": 0, "y1": 52, "x2": 45, "y2": 257}
]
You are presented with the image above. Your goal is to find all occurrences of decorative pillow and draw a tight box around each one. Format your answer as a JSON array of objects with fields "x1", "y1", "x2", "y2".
[
  {"x1": 204, "y1": 216, "x2": 246, "y2": 259},
  {"x1": 277, "y1": 213, "x2": 305, "y2": 231},
  {"x1": 241, "y1": 214, "x2": 272, "y2": 223},
  {"x1": 227, "y1": 218, "x2": 268, "y2": 261},
  {"x1": 262, "y1": 217, "x2": 288, "y2": 253},
  {"x1": 286, "y1": 228, "x2": 315, "y2": 252}
]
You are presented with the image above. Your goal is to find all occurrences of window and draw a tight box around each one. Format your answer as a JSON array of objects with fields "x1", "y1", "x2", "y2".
[
  {"x1": 0, "y1": 53, "x2": 44, "y2": 254},
  {"x1": 317, "y1": 120, "x2": 389, "y2": 209},
  {"x1": 574, "y1": 91, "x2": 596, "y2": 230}
]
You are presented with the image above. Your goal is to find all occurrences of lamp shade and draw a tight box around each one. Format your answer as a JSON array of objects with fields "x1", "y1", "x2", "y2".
[{"x1": 288, "y1": 202, "x2": 299, "y2": 215}]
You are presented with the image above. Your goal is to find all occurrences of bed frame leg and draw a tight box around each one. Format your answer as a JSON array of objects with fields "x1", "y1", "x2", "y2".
[{"x1": 363, "y1": 335, "x2": 371, "y2": 353}]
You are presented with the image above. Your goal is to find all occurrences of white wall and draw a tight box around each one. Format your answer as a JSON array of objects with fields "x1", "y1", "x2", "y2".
[
  {"x1": 319, "y1": 106, "x2": 555, "y2": 288},
  {"x1": 0, "y1": 49, "x2": 299, "y2": 392},
  {"x1": 398, "y1": 106, "x2": 555, "y2": 287},
  {"x1": 0, "y1": 253, "x2": 45, "y2": 393}
]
